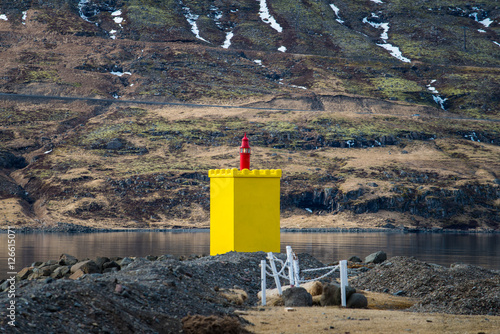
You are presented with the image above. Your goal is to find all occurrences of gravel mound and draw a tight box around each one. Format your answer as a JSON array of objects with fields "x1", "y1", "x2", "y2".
[
  {"x1": 0, "y1": 252, "x2": 324, "y2": 333},
  {"x1": 351, "y1": 256, "x2": 500, "y2": 316}
]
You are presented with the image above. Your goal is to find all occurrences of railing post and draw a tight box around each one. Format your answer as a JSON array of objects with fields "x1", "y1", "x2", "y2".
[
  {"x1": 286, "y1": 246, "x2": 295, "y2": 286},
  {"x1": 261, "y1": 260, "x2": 267, "y2": 306},
  {"x1": 340, "y1": 260, "x2": 348, "y2": 307},
  {"x1": 293, "y1": 257, "x2": 301, "y2": 287}
]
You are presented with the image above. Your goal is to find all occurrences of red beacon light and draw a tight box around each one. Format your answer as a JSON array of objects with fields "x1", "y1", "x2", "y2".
[{"x1": 239, "y1": 133, "x2": 251, "y2": 170}]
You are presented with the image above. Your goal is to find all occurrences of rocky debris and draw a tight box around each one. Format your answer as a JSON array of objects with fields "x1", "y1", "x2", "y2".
[
  {"x1": 365, "y1": 251, "x2": 387, "y2": 264},
  {"x1": 1, "y1": 252, "x2": 499, "y2": 333},
  {"x1": 282, "y1": 287, "x2": 313, "y2": 307},
  {"x1": 351, "y1": 256, "x2": 500, "y2": 315},
  {"x1": 0, "y1": 173, "x2": 32, "y2": 202},
  {"x1": 0, "y1": 251, "x2": 325, "y2": 333},
  {"x1": 0, "y1": 151, "x2": 27, "y2": 169}
]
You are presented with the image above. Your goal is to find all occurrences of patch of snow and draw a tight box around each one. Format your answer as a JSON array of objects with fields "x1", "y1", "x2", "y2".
[
  {"x1": 109, "y1": 29, "x2": 117, "y2": 39},
  {"x1": 0, "y1": 14, "x2": 8, "y2": 21},
  {"x1": 22, "y1": 11, "x2": 27, "y2": 24},
  {"x1": 258, "y1": 0, "x2": 282, "y2": 33},
  {"x1": 111, "y1": 10, "x2": 122, "y2": 17},
  {"x1": 182, "y1": 6, "x2": 209, "y2": 43},
  {"x1": 278, "y1": 46, "x2": 287, "y2": 52},
  {"x1": 112, "y1": 93, "x2": 120, "y2": 99},
  {"x1": 110, "y1": 71, "x2": 132, "y2": 77},
  {"x1": 363, "y1": 16, "x2": 389, "y2": 40},
  {"x1": 432, "y1": 95, "x2": 448, "y2": 110},
  {"x1": 113, "y1": 16, "x2": 124, "y2": 24},
  {"x1": 478, "y1": 29, "x2": 486, "y2": 33},
  {"x1": 370, "y1": 0, "x2": 383, "y2": 3},
  {"x1": 305, "y1": 208, "x2": 313, "y2": 213},
  {"x1": 329, "y1": 4, "x2": 344, "y2": 24},
  {"x1": 479, "y1": 18, "x2": 493, "y2": 27},
  {"x1": 493, "y1": 41, "x2": 500, "y2": 47},
  {"x1": 469, "y1": 12, "x2": 479, "y2": 21},
  {"x1": 222, "y1": 31, "x2": 234, "y2": 49},
  {"x1": 254, "y1": 59, "x2": 267, "y2": 68},
  {"x1": 427, "y1": 80, "x2": 439, "y2": 94},
  {"x1": 377, "y1": 43, "x2": 411, "y2": 63},
  {"x1": 291, "y1": 84, "x2": 307, "y2": 90},
  {"x1": 44, "y1": 149, "x2": 53, "y2": 154}
]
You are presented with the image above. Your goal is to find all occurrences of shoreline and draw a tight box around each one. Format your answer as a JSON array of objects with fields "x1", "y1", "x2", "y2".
[{"x1": 1, "y1": 223, "x2": 499, "y2": 234}]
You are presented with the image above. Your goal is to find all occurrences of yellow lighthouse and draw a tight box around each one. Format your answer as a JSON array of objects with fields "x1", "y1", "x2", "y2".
[{"x1": 209, "y1": 135, "x2": 282, "y2": 255}]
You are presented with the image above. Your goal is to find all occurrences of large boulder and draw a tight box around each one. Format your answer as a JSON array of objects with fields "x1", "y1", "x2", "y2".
[
  {"x1": 348, "y1": 256, "x2": 363, "y2": 263},
  {"x1": 365, "y1": 251, "x2": 387, "y2": 264},
  {"x1": 71, "y1": 260, "x2": 100, "y2": 274},
  {"x1": 320, "y1": 283, "x2": 356, "y2": 306},
  {"x1": 59, "y1": 254, "x2": 78, "y2": 266},
  {"x1": 282, "y1": 287, "x2": 312, "y2": 307},
  {"x1": 346, "y1": 293, "x2": 368, "y2": 308},
  {"x1": 257, "y1": 280, "x2": 324, "y2": 305}
]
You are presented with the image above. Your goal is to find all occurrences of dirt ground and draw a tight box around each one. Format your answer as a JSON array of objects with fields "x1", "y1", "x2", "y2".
[{"x1": 241, "y1": 306, "x2": 500, "y2": 334}]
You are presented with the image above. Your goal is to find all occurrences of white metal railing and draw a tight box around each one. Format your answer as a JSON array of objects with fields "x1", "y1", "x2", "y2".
[{"x1": 260, "y1": 246, "x2": 348, "y2": 306}]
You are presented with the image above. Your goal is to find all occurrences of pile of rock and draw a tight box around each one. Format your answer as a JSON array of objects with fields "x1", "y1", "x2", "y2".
[
  {"x1": 0, "y1": 253, "x2": 172, "y2": 289},
  {"x1": 283, "y1": 282, "x2": 368, "y2": 309}
]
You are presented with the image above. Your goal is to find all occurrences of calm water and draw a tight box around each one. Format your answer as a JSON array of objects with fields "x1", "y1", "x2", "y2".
[{"x1": 1, "y1": 231, "x2": 499, "y2": 279}]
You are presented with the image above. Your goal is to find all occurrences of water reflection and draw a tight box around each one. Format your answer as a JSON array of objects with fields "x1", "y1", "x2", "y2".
[{"x1": 1, "y1": 231, "x2": 498, "y2": 279}]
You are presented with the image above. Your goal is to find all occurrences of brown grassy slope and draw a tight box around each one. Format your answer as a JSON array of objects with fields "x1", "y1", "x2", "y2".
[{"x1": 0, "y1": 4, "x2": 498, "y2": 230}]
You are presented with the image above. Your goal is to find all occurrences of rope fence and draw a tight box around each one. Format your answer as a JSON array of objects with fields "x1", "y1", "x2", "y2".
[{"x1": 260, "y1": 246, "x2": 348, "y2": 306}]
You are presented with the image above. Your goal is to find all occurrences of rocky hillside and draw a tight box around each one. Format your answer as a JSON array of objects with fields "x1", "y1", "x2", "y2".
[{"x1": 0, "y1": 0, "x2": 498, "y2": 230}]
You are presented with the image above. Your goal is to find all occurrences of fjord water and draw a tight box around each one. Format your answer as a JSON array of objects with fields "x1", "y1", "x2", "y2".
[{"x1": 1, "y1": 231, "x2": 499, "y2": 279}]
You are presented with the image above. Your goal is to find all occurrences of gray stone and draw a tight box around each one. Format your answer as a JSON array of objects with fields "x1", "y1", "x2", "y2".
[
  {"x1": 282, "y1": 287, "x2": 312, "y2": 307},
  {"x1": 348, "y1": 256, "x2": 362, "y2": 263},
  {"x1": 51, "y1": 266, "x2": 70, "y2": 279},
  {"x1": 102, "y1": 261, "x2": 120, "y2": 270},
  {"x1": 346, "y1": 293, "x2": 368, "y2": 308},
  {"x1": 71, "y1": 260, "x2": 100, "y2": 274},
  {"x1": 367, "y1": 182, "x2": 379, "y2": 187},
  {"x1": 95, "y1": 257, "x2": 111, "y2": 270},
  {"x1": 119, "y1": 257, "x2": 134, "y2": 268},
  {"x1": 320, "y1": 283, "x2": 356, "y2": 306},
  {"x1": 17, "y1": 267, "x2": 33, "y2": 280},
  {"x1": 106, "y1": 138, "x2": 123, "y2": 150},
  {"x1": 365, "y1": 251, "x2": 387, "y2": 264},
  {"x1": 59, "y1": 254, "x2": 78, "y2": 266},
  {"x1": 103, "y1": 267, "x2": 119, "y2": 274},
  {"x1": 0, "y1": 280, "x2": 9, "y2": 291}
]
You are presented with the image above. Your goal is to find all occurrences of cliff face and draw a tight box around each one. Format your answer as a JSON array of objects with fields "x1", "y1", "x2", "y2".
[{"x1": 0, "y1": 0, "x2": 498, "y2": 230}]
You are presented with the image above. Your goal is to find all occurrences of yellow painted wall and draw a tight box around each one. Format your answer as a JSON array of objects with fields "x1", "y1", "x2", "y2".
[{"x1": 209, "y1": 168, "x2": 281, "y2": 255}]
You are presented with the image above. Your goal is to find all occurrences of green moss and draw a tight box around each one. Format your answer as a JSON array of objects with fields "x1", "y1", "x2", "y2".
[
  {"x1": 25, "y1": 70, "x2": 60, "y2": 83},
  {"x1": 126, "y1": 0, "x2": 180, "y2": 28}
]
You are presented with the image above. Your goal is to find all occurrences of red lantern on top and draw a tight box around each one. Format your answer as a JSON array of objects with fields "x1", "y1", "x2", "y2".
[{"x1": 239, "y1": 133, "x2": 251, "y2": 170}]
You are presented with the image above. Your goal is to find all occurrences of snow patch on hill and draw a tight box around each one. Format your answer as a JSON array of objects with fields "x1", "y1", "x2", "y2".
[
  {"x1": 329, "y1": 4, "x2": 344, "y2": 24},
  {"x1": 182, "y1": 5, "x2": 209, "y2": 43},
  {"x1": 362, "y1": 12, "x2": 411, "y2": 63},
  {"x1": 259, "y1": 0, "x2": 282, "y2": 32}
]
